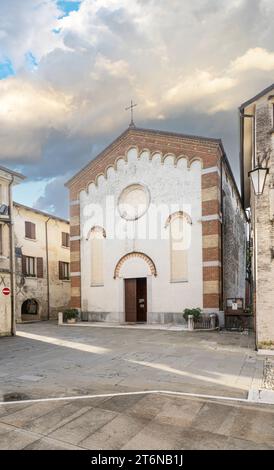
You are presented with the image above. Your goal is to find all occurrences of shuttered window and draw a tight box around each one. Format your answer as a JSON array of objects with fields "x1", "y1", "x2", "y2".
[
  {"x1": 22, "y1": 255, "x2": 36, "y2": 277},
  {"x1": 37, "y1": 257, "x2": 44, "y2": 278},
  {"x1": 61, "y1": 232, "x2": 70, "y2": 247},
  {"x1": 59, "y1": 261, "x2": 70, "y2": 280},
  {"x1": 25, "y1": 221, "x2": 36, "y2": 240}
]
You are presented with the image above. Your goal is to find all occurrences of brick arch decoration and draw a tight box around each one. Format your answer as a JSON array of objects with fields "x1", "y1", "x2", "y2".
[
  {"x1": 114, "y1": 251, "x2": 157, "y2": 279},
  {"x1": 164, "y1": 211, "x2": 192, "y2": 228},
  {"x1": 86, "y1": 225, "x2": 106, "y2": 240}
]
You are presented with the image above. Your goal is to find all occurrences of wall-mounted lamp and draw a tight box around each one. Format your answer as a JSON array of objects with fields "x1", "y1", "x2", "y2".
[{"x1": 248, "y1": 165, "x2": 269, "y2": 196}]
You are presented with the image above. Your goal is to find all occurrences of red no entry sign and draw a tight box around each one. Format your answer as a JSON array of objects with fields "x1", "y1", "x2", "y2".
[{"x1": 2, "y1": 287, "x2": 10, "y2": 296}]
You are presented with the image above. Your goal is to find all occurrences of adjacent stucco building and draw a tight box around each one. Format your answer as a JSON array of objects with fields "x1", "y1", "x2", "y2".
[
  {"x1": 66, "y1": 125, "x2": 246, "y2": 325},
  {"x1": 240, "y1": 83, "x2": 274, "y2": 348},
  {"x1": 13, "y1": 203, "x2": 71, "y2": 322},
  {"x1": 0, "y1": 166, "x2": 25, "y2": 336}
]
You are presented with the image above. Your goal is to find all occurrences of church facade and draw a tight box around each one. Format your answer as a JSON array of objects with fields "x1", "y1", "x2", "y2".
[{"x1": 66, "y1": 126, "x2": 246, "y2": 325}]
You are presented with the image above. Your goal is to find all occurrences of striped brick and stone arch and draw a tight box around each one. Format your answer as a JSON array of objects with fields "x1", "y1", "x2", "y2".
[
  {"x1": 162, "y1": 153, "x2": 176, "y2": 165},
  {"x1": 164, "y1": 211, "x2": 192, "y2": 228},
  {"x1": 188, "y1": 156, "x2": 203, "y2": 169},
  {"x1": 114, "y1": 252, "x2": 157, "y2": 279}
]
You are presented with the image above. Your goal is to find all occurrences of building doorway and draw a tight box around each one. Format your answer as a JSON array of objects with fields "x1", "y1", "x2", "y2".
[
  {"x1": 124, "y1": 278, "x2": 147, "y2": 323},
  {"x1": 21, "y1": 299, "x2": 39, "y2": 316}
]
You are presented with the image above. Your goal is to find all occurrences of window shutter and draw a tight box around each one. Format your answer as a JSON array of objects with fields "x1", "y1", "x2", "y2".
[
  {"x1": 25, "y1": 221, "x2": 31, "y2": 238},
  {"x1": 59, "y1": 261, "x2": 63, "y2": 280},
  {"x1": 22, "y1": 255, "x2": 27, "y2": 275},
  {"x1": 37, "y1": 257, "x2": 43, "y2": 278},
  {"x1": 62, "y1": 232, "x2": 70, "y2": 247},
  {"x1": 25, "y1": 222, "x2": 36, "y2": 239},
  {"x1": 31, "y1": 223, "x2": 36, "y2": 239}
]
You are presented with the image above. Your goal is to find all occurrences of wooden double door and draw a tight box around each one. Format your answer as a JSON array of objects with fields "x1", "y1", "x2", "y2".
[{"x1": 125, "y1": 278, "x2": 147, "y2": 323}]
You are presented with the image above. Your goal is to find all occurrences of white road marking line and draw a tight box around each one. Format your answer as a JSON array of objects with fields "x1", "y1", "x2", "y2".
[{"x1": 0, "y1": 389, "x2": 250, "y2": 406}]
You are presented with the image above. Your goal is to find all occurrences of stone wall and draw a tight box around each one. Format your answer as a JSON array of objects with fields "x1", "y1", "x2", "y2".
[
  {"x1": 0, "y1": 175, "x2": 12, "y2": 336},
  {"x1": 222, "y1": 166, "x2": 246, "y2": 307},
  {"x1": 253, "y1": 100, "x2": 274, "y2": 346}
]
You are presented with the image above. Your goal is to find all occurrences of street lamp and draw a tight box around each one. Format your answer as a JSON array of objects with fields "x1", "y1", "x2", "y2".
[{"x1": 248, "y1": 164, "x2": 269, "y2": 196}]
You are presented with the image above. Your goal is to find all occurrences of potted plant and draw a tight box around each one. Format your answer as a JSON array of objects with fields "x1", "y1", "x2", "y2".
[
  {"x1": 63, "y1": 308, "x2": 78, "y2": 324},
  {"x1": 183, "y1": 307, "x2": 202, "y2": 323}
]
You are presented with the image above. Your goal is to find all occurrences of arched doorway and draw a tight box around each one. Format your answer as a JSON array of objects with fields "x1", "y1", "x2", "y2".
[
  {"x1": 114, "y1": 252, "x2": 157, "y2": 323},
  {"x1": 124, "y1": 277, "x2": 147, "y2": 323},
  {"x1": 21, "y1": 299, "x2": 39, "y2": 316}
]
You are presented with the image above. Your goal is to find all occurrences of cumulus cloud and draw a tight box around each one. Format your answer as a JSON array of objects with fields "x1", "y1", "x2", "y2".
[
  {"x1": 1, "y1": 0, "x2": 274, "y2": 216},
  {"x1": 0, "y1": 77, "x2": 72, "y2": 158},
  {"x1": 231, "y1": 47, "x2": 274, "y2": 72}
]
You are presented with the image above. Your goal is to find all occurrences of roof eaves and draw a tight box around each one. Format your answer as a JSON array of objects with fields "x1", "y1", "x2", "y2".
[{"x1": 239, "y1": 83, "x2": 274, "y2": 111}]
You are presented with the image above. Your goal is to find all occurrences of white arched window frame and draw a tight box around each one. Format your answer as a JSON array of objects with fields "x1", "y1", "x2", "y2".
[
  {"x1": 166, "y1": 212, "x2": 192, "y2": 283},
  {"x1": 88, "y1": 226, "x2": 106, "y2": 286}
]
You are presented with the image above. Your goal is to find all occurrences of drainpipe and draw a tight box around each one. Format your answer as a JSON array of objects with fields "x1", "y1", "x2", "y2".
[
  {"x1": 8, "y1": 176, "x2": 15, "y2": 335},
  {"x1": 45, "y1": 217, "x2": 51, "y2": 320}
]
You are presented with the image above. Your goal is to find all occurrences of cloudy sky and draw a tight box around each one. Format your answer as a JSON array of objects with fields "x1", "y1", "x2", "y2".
[{"x1": 1, "y1": 0, "x2": 274, "y2": 217}]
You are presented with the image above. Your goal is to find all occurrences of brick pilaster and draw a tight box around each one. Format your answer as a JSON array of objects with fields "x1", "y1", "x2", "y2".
[
  {"x1": 201, "y1": 166, "x2": 222, "y2": 310},
  {"x1": 69, "y1": 200, "x2": 81, "y2": 309}
]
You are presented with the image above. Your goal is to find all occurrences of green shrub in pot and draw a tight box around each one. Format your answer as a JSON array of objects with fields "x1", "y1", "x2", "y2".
[
  {"x1": 183, "y1": 308, "x2": 202, "y2": 322},
  {"x1": 63, "y1": 308, "x2": 78, "y2": 321}
]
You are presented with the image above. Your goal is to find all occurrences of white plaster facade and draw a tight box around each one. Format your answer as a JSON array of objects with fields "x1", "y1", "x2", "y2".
[{"x1": 80, "y1": 147, "x2": 203, "y2": 323}]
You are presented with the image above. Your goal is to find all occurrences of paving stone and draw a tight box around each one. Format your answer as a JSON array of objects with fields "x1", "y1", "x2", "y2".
[
  {"x1": 0, "y1": 401, "x2": 63, "y2": 427},
  {"x1": 153, "y1": 396, "x2": 204, "y2": 427},
  {"x1": 225, "y1": 437, "x2": 274, "y2": 450},
  {"x1": 0, "y1": 423, "x2": 38, "y2": 450},
  {"x1": 222, "y1": 406, "x2": 274, "y2": 446},
  {"x1": 98, "y1": 393, "x2": 146, "y2": 413},
  {"x1": 23, "y1": 437, "x2": 83, "y2": 450},
  {"x1": 190, "y1": 401, "x2": 236, "y2": 433},
  {"x1": 178, "y1": 427, "x2": 229, "y2": 450},
  {"x1": 18, "y1": 375, "x2": 44, "y2": 382},
  {"x1": 123, "y1": 421, "x2": 188, "y2": 450},
  {"x1": 80, "y1": 414, "x2": 149, "y2": 450},
  {"x1": 48, "y1": 407, "x2": 117, "y2": 445},
  {"x1": 24, "y1": 402, "x2": 93, "y2": 435}
]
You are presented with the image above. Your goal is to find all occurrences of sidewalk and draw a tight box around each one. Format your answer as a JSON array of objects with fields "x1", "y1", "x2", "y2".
[{"x1": 59, "y1": 320, "x2": 188, "y2": 332}]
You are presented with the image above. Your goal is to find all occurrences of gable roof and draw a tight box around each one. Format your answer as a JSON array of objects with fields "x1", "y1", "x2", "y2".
[
  {"x1": 65, "y1": 126, "x2": 224, "y2": 188},
  {"x1": 65, "y1": 125, "x2": 244, "y2": 208},
  {"x1": 239, "y1": 82, "x2": 274, "y2": 110},
  {"x1": 0, "y1": 165, "x2": 25, "y2": 182},
  {"x1": 13, "y1": 202, "x2": 69, "y2": 224}
]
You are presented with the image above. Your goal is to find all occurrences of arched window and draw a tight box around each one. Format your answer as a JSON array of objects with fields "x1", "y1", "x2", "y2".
[
  {"x1": 166, "y1": 212, "x2": 191, "y2": 282},
  {"x1": 89, "y1": 226, "x2": 105, "y2": 286}
]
